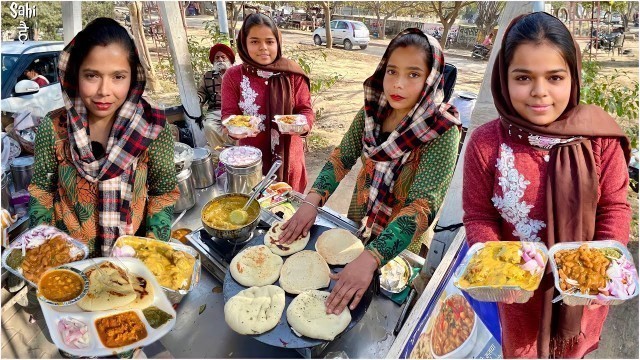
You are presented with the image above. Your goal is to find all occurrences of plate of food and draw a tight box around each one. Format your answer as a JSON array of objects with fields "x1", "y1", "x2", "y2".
[
  {"x1": 222, "y1": 225, "x2": 372, "y2": 348},
  {"x1": 430, "y1": 294, "x2": 478, "y2": 358},
  {"x1": 549, "y1": 240, "x2": 638, "y2": 306},
  {"x1": 110, "y1": 236, "x2": 201, "y2": 304},
  {"x1": 222, "y1": 115, "x2": 261, "y2": 136},
  {"x1": 453, "y1": 241, "x2": 548, "y2": 303},
  {"x1": 38, "y1": 257, "x2": 177, "y2": 357},
  {"x1": 273, "y1": 115, "x2": 307, "y2": 134},
  {"x1": 2, "y1": 225, "x2": 89, "y2": 287}
]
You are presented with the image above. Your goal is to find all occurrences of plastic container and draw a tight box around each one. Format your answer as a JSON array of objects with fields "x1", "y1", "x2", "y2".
[
  {"x1": 453, "y1": 241, "x2": 548, "y2": 303},
  {"x1": 548, "y1": 240, "x2": 639, "y2": 306},
  {"x1": 273, "y1": 114, "x2": 307, "y2": 133},
  {"x1": 111, "y1": 236, "x2": 202, "y2": 305}
]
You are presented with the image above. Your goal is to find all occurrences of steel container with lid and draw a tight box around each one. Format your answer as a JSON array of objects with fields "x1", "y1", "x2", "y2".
[
  {"x1": 219, "y1": 146, "x2": 263, "y2": 194},
  {"x1": 190, "y1": 147, "x2": 216, "y2": 189},
  {"x1": 10, "y1": 156, "x2": 34, "y2": 192},
  {"x1": 174, "y1": 168, "x2": 196, "y2": 213}
]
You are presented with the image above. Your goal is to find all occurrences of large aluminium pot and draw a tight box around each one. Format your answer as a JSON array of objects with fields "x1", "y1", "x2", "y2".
[{"x1": 201, "y1": 193, "x2": 261, "y2": 244}]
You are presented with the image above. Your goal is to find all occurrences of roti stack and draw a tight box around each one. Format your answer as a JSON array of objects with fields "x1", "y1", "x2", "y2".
[
  {"x1": 279, "y1": 251, "x2": 330, "y2": 294},
  {"x1": 263, "y1": 221, "x2": 310, "y2": 256},
  {"x1": 315, "y1": 229, "x2": 364, "y2": 265},
  {"x1": 230, "y1": 245, "x2": 283, "y2": 287},
  {"x1": 77, "y1": 261, "x2": 137, "y2": 311},
  {"x1": 287, "y1": 290, "x2": 351, "y2": 341},
  {"x1": 224, "y1": 285, "x2": 286, "y2": 335}
]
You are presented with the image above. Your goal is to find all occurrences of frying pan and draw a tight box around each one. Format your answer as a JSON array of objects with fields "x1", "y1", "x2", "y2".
[{"x1": 223, "y1": 225, "x2": 374, "y2": 349}]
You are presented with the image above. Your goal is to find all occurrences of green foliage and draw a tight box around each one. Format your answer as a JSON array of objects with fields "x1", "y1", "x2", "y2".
[
  {"x1": 580, "y1": 60, "x2": 639, "y2": 148},
  {"x1": 287, "y1": 47, "x2": 343, "y2": 109},
  {"x1": 82, "y1": 2, "x2": 115, "y2": 27}
]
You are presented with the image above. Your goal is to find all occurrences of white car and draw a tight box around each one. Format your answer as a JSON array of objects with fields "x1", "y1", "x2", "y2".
[
  {"x1": 313, "y1": 20, "x2": 370, "y2": 50},
  {"x1": 1, "y1": 41, "x2": 64, "y2": 118}
]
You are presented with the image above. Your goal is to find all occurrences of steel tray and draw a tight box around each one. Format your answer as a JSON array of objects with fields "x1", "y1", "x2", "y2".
[
  {"x1": 548, "y1": 240, "x2": 639, "y2": 306},
  {"x1": 453, "y1": 241, "x2": 548, "y2": 303}
]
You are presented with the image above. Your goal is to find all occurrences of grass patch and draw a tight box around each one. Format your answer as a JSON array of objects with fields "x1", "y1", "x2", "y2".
[{"x1": 306, "y1": 133, "x2": 330, "y2": 151}]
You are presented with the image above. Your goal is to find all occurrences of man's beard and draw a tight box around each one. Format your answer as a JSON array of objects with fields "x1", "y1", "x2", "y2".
[{"x1": 213, "y1": 60, "x2": 232, "y2": 73}]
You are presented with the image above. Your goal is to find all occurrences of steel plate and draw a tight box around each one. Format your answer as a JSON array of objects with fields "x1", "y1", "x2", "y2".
[{"x1": 223, "y1": 225, "x2": 373, "y2": 349}]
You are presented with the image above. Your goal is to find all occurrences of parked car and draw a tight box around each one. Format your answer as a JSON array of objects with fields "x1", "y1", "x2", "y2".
[
  {"x1": 312, "y1": 20, "x2": 370, "y2": 50},
  {"x1": 1, "y1": 41, "x2": 64, "y2": 118}
]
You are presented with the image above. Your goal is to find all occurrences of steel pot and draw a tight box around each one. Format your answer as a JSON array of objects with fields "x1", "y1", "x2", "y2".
[
  {"x1": 201, "y1": 193, "x2": 261, "y2": 243},
  {"x1": 174, "y1": 168, "x2": 196, "y2": 213},
  {"x1": 10, "y1": 156, "x2": 34, "y2": 192},
  {"x1": 219, "y1": 146, "x2": 262, "y2": 194},
  {"x1": 191, "y1": 147, "x2": 216, "y2": 189}
]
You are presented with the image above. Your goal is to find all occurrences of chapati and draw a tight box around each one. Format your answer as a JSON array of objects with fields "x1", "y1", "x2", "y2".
[
  {"x1": 229, "y1": 245, "x2": 283, "y2": 287},
  {"x1": 116, "y1": 273, "x2": 154, "y2": 309},
  {"x1": 279, "y1": 251, "x2": 330, "y2": 294},
  {"x1": 286, "y1": 290, "x2": 351, "y2": 341},
  {"x1": 77, "y1": 261, "x2": 136, "y2": 311},
  {"x1": 315, "y1": 229, "x2": 364, "y2": 265},
  {"x1": 224, "y1": 285, "x2": 285, "y2": 335},
  {"x1": 263, "y1": 221, "x2": 310, "y2": 256}
]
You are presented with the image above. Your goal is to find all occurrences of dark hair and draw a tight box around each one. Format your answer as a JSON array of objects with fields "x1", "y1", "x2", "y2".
[
  {"x1": 385, "y1": 33, "x2": 433, "y2": 71},
  {"x1": 65, "y1": 17, "x2": 139, "y2": 89},
  {"x1": 504, "y1": 12, "x2": 578, "y2": 81},
  {"x1": 240, "y1": 13, "x2": 279, "y2": 43}
]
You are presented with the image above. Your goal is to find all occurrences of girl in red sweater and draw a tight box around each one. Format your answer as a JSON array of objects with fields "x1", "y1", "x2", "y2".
[
  {"x1": 221, "y1": 13, "x2": 314, "y2": 192},
  {"x1": 462, "y1": 12, "x2": 631, "y2": 358}
]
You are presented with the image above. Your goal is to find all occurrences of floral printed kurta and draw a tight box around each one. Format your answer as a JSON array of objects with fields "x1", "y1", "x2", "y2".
[
  {"x1": 311, "y1": 109, "x2": 460, "y2": 265},
  {"x1": 29, "y1": 111, "x2": 179, "y2": 257}
]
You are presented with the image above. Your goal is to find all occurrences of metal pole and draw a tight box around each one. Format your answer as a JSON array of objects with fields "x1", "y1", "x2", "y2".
[{"x1": 216, "y1": 1, "x2": 229, "y2": 36}]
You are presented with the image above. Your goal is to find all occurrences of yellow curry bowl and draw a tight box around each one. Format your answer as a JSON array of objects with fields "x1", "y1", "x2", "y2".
[{"x1": 37, "y1": 266, "x2": 90, "y2": 307}]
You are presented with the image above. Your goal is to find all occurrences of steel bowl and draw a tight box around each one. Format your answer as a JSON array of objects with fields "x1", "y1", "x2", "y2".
[{"x1": 201, "y1": 193, "x2": 261, "y2": 244}]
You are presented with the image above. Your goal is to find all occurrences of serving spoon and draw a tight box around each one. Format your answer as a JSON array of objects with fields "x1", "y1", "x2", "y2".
[{"x1": 229, "y1": 160, "x2": 282, "y2": 226}]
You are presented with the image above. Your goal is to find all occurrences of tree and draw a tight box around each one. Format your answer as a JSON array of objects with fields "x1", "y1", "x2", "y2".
[
  {"x1": 227, "y1": 1, "x2": 243, "y2": 46},
  {"x1": 82, "y1": 2, "x2": 115, "y2": 26},
  {"x1": 419, "y1": 1, "x2": 476, "y2": 48},
  {"x1": 475, "y1": 1, "x2": 505, "y2": 39},
  {"x1": 364, "y1": 1, "x2": 414, "y2": 40},
  {"x1": 128, "y1": 1, "x2": 159, "y2": 92},
  {"x1": 321, "y1": 1, "x2": 332, "y2": 48}
]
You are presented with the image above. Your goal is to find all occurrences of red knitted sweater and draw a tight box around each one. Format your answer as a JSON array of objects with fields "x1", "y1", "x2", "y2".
[{"x1": 463, "y1": 119, "x2": 631, "y2": 358}]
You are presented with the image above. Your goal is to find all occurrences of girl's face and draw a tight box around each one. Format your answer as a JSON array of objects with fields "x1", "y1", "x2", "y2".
[
  {"x1": 78, "y1": 43, "x2": 132, "y2": 123},
  {"x1": 383, "y1": 46, "x2": 430, "y2": 114},
  {"x1": 246, "y1": 25, "x2": 278, "y2": 65},
  {"x1": 507, "y1": 41, "x2": 572, "y2": 126}
]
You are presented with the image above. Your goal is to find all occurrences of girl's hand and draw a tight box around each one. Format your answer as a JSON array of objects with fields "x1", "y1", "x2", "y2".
[
  {"x1": 279, "y1": 202, "x2": 317, "y2": 244},
  {"x1": 281, "y1": 124, "x2": 311, "y2": 136},
  {"x1": 325, "y1": 251, "x2": 378, "y2": 315}
]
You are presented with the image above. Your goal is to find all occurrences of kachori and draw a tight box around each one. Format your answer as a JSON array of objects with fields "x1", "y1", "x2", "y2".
[
  {"x1": 77, "y1": 261, "x2": 136, "y2": 311},
  {"x1": 279, "y1": 251, "x2": 330, "y2": 294},
  {"x1": 224, "y1": 285, "x2": 285, "y2": 335},
  {"x1": 263, "y1": 221, "x2": 309, "y2": 256},
  {"x1": 315, "y1": 229, "x2": 364, "y2": 265},
  {"x1": 229, "y1": 245, "x2": 283, "y2": 287},
  {"x1": 286, "y1": 290, "x2": 351, "y2": 341}
]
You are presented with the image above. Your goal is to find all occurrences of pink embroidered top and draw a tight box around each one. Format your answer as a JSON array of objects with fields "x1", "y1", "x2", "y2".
[
  {"x1": 221, "y1": 65, "x2": 314, "y2": 192},
  {"x1": 463, "y1": 119, "x2": 631, "y2": 358}
]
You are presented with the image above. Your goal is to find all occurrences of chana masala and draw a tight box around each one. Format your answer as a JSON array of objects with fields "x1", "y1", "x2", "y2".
[
  {"x1": 431, "y1": 294, "x2": 475, "y2": 356},
  {"x1": 38, "y1": 269, "x2": 85, "y2": 302},
  {"x1": 95, "y1": 311, "x2": 147, "y2": 348}
]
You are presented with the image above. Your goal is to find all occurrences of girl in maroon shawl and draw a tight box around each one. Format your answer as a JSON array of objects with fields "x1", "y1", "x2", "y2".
[
  {"x1": 462, "y1": 12, "x2": 631, "y2": 358},
  {"x1": 221, "y1": 13, "x2": 314, "y2": 192}
]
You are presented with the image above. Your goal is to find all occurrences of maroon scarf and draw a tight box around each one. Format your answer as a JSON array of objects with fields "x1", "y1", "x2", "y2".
[{"x1": 491, "y1": 12, "x2": 630, "y2": 358}]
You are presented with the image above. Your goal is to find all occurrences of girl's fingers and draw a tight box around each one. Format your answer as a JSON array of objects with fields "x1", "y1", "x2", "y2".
[
  {"x1": 349, "y1": 289, "x2": 365, "y2": 310},
  {"x1": 334, "y1": 287, "x2": 357, "y2": 315},
  {"x1": 302, "y1": 220, "x2": 313, "y2": 236},
  {"x1": 326, "y1": 282, "x2": 350, "y2": 313}
]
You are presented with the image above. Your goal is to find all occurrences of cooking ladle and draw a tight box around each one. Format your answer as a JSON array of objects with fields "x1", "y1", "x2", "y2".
[{"x1": 229, "y1": 160, "x2": 282, "y2": 225}]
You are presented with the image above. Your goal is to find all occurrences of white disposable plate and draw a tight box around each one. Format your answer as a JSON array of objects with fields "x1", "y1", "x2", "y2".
[
  {"x1": 39, "y1": 257, "x2": 177, "y2": 357},
  {"x1": 548, "y1": 240, "x2": 639, "y2": 306}
]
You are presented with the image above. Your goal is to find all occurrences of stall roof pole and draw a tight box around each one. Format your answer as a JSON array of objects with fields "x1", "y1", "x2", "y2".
[
  {"x1": 419, "y1": 1, "x2": 538, "y2": 285},
  {"x1": 158, "y1": 1, "x2": 205, "y2": 147},
  {"x1": 61, "y1": 1, "x2": 82, "y2": 45},
  {"x1": 217, "y1": 1, "x2": 229, "y2": 36}
]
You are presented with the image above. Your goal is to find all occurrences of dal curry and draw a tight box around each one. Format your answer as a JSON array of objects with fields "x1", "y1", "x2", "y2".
[
  {"x1": 202, "y1": 195, "x2": 260, "y2": 230},
  {"x1": 38, "y1": 269, "x2": 85, "y2": 303}
]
